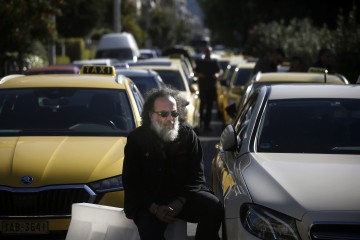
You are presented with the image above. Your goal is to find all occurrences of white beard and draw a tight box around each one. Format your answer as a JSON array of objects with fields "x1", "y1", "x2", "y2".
[{"x1": 151, "y1": 118, "x2": 179, "y2": 142}]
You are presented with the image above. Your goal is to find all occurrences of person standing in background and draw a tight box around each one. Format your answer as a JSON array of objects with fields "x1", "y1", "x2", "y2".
[
  {"x1": 311, "y1": 48, "x2": 335, "y2": 74},
  {"x1": 194, "y1": 46, "x2": 222, "y2": 132},
  {"x1": 288, "y1": 56, "x2": 307, "y2": 72}
]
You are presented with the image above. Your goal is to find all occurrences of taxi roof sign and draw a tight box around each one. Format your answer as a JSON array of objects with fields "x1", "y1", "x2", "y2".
[
  {"x1": 80, "y1": 65, "x2": 116, "y2": 76},
  {"x1": 308, "y1": 67, "x2": 328, "y2": 74}
]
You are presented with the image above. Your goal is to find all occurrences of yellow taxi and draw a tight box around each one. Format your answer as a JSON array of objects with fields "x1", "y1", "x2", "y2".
[
  {"x1": 216, "y1": 63, "x2": 236, "y2": 120},
  {"x1": 0, "y1": 66, "x2": 143, "y2": 239},
  {"x1": 220, "y1": 62, "x2": 255, "y2": 124}
]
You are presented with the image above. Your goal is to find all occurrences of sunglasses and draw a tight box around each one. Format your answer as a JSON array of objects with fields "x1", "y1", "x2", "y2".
[{"x1": 153, "y1": 110, "x2": 179, "y2": 118}]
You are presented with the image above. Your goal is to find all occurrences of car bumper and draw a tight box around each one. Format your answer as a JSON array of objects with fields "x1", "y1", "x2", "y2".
[{"x1": 0, "y1": 188, "x2": 124, "y2": 237}]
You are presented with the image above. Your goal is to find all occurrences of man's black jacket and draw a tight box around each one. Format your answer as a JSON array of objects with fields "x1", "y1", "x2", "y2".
[{"x1": 122, "y1": 123, "x2": 207, "y2": 219}]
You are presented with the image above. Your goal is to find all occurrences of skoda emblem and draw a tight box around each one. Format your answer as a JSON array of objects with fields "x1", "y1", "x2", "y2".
[{"x1": 21, "y1": 176, "x2": 34, "y2": 185}]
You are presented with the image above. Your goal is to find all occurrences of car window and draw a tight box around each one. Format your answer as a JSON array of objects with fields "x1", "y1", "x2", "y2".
[
  {"x1": 130, "y1": 82, "x2": 144, "y2": 114},
  {"x1": 127, "y1": 76, "x2": 158, "y2": 96},
  {"x1": 0, "y1": 88, "x2": 136, "y2": 136},
  {"x1": 155, "y1": 70, "x2": 186, "y2": 91},
  {"x1": 257, "y1": 99, "x2": 360, "y2": 154}
]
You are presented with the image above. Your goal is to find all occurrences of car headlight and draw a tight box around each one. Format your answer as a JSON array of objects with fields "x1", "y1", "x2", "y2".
[
  {"x1": 240, "y1": 204, "x2": 300, "y2": 240},
  {"x1": 88, "y1": 175, "x2": 123, "y2": 193}
]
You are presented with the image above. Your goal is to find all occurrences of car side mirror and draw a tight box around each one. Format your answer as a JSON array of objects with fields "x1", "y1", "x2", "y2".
[{"x1": 220, "y1": 124, "x2": 238, "y2": 151}]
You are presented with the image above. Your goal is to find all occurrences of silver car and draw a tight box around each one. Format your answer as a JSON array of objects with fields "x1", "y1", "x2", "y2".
[{"x1": 212, "y1": 84, "x2": 360, "y2": 240}]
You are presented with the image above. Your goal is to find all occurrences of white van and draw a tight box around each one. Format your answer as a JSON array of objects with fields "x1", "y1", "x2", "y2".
[{"x1": 95, "y1": 32, "x2": 140, "y2": 63}]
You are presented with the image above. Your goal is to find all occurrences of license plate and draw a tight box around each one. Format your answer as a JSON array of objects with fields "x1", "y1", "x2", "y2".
[{"x1": 2, "y1": 221, "x2": 48, "y2": 234}]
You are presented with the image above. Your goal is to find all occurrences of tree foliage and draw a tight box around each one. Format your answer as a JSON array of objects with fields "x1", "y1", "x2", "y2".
[
  {"x1": 139, "y1": 6, "x2": 190, "y2": 49},
  {"x1": 334, "y1": 6, "x2": 360, "y2": 83},
  {"x1": 0, "y1": 0, "x2": 63, "y2": 54},
  {"x1": 0, "y1": 0, "x2": 64, "y2": 74},
  {"x1": 56, "y1": 0, "x2": 108, "y2": 38},
  {"x1": 198, "y1": 0, "x2": 359, "y2": 83},
  {"x1": 243, "y1": 18, "x2": 333, "y2": 67},
  {"x1": 198, "y1": 0, "x2": 357, "y2": 47}
]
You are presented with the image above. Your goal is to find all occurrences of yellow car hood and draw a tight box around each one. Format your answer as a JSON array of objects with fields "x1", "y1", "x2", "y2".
[{"x1": 0, "y1": 136, "x2": 126, "y2": 187}]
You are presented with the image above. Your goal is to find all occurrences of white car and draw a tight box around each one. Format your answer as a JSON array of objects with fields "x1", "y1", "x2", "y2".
[{"x1": 212, "y1": 84, "x2": 360, "y2": 240}]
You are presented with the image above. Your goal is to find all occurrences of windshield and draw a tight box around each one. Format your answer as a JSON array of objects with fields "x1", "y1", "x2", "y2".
[
  {"x1": 257, "y1": 99, "x2": 360, "y2": 154},
  {"x1": 0, "y1": 88, "x2": 136, "y2": 136}
]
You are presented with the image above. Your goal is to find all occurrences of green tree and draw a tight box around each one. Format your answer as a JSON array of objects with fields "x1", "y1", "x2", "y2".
[
  {"x1": 334, "y1": 6, "x2": 360, "y2": 83},
  {"x1": 86, "y1": 0, "x2": 147, "y2": 48},
  {"x1": 197, "y1": 0, "x2": 357, "y2": 48},
  {"x1": 243, "y1": 18, "x2": 332, "y2": 67},
  {"x1": 56, "y1": 0, "x2": 107, "y2": 38},
  {"x1": 120, "y1": 1, "x2": 147, "y2": 48},
  {"x1": 0, "y1": 0, "x2": 63, "y2": 73},
  {"x1": 241, "y1": 4, "x2": 360, "y2": 83},
  {"x1": 140, "y1": 6, "x2": 189, "y2": 49}
]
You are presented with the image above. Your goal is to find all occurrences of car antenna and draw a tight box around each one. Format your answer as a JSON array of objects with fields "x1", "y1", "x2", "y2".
[{"x1": 324, "y1": 69, "x2": 328, "y2": 83}]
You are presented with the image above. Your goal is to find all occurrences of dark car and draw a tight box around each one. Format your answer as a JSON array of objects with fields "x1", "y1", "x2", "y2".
[{"x1": 116, "y1": 68, "x2": 165, "y2": 97}]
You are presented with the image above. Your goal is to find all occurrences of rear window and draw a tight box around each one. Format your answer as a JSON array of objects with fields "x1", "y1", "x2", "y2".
[
  {"x1": 233, "y1": 68, "x2": 253, "y2": 86},
  {"x1": 127, "y1": 76, "x2": 160, "y2": 96},
  {"x1": 96, "y1": 48, "x2": 134, "y2": 62},
  {"x1": 0, "y1": 88, "x2": 136, "y2": 136},
  {"x1": 154, "y1": 70, "x2": 186, "y2": 91}
]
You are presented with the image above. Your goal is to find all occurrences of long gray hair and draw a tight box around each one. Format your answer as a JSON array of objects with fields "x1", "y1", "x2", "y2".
[{"x1": 141, "y1": 86, "x2": 188, "y2": 126}]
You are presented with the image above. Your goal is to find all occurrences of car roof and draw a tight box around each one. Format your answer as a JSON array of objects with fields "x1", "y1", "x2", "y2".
[
  {"x1": 253, "y1": 72, "x2": 348, "y2": 84},
  {"x1": 25, "y1": 65, "x2": 80, "y2": 75},
  {"x1": 235, "y1": 62, "x2": 256, "y2": 68},
  {"x1": 0, "y1": 73, "x2": 130, "y2": 90},
  {"x1": 139, "y1": 48, "x2": 156, "y2": 53},
  {"x1": 127, "y1": 59, "x2": 172, "y2": 67},
  {"x1": 116, "y1": 68, "x2": 159, "y2": 77},
  {"x1": 26, "y1": 65, "x2": 79, "y2": 71},
  {"x1": 267, "y1": 84, "x2": 360, "y2": 100},
  {"x1": 129, "y1": 62, "x2": 183, "y2": 72},
  {"x1": 73, "y1": 58, "x2": 121, "y2": 66}
]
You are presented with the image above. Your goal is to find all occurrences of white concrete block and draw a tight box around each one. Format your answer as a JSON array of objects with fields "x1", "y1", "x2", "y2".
[{"x1": 65, "y1": 203, "x2": 187, "y2": 240}]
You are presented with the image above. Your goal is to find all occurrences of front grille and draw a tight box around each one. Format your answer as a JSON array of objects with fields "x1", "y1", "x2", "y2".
[
  {"x1": 0, "y1": 186, "x2": 93, "y2": 217},
  {"x1": 310, "y1": 224, "x2": 360, "y2": 240}
]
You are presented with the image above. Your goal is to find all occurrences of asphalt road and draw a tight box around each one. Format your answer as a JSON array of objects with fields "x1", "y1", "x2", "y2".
[{"x1": 187, "y1": 108, "x2": 225, "y2": 239}]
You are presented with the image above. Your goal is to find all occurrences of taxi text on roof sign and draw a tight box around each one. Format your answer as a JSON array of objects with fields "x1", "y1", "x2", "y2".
[
  {"x1": 80, "y1": 65, "x2": 116, "y2": 76},
  {"x1": 308, "y1": 67, "x2": 328, "y2": 74}
]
